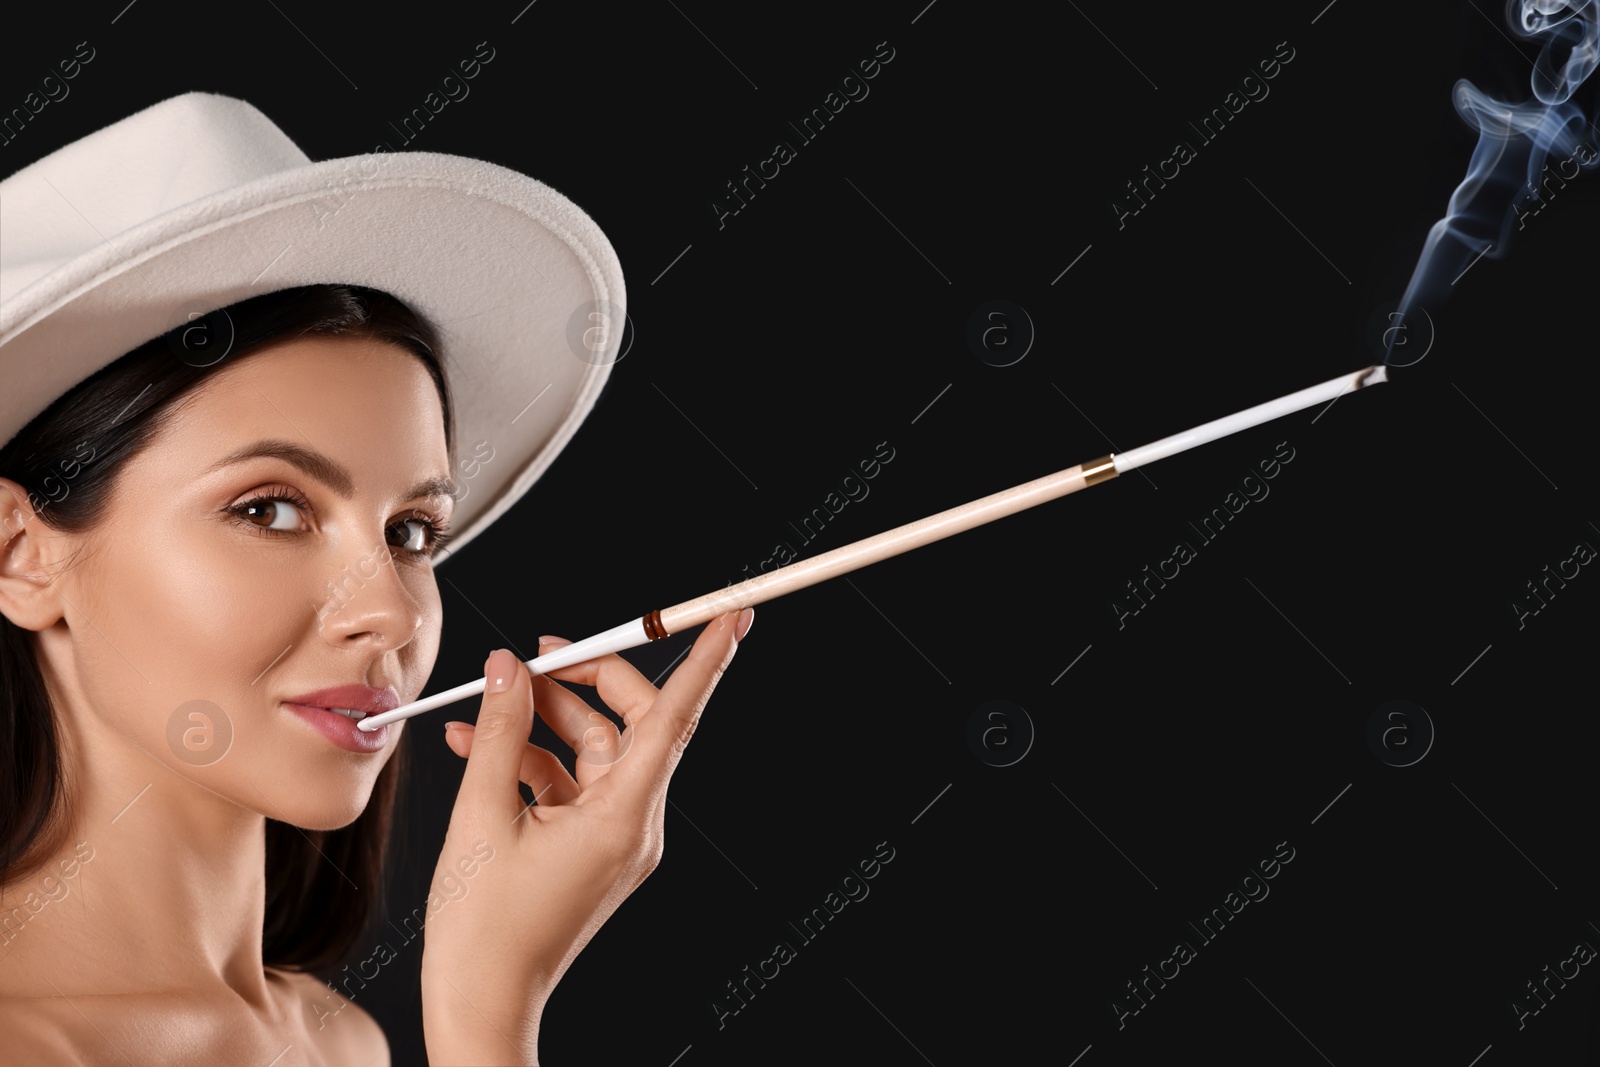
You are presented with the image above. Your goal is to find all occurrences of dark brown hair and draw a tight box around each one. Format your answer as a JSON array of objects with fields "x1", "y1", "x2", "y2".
[{"x1": 0, "y1": 284, "x2": 454, "y2": 972}]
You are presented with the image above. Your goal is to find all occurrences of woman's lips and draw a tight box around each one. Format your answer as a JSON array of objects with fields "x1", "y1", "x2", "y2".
[
  {"x1": 280, "y1": 684, "x2": 397, "y2": 751},
  {"x1": 283, "y1": 702, "x2": 389, "y2": 752},
  {"x1": 284, "y1": 684, "x2": 399, "y2": 717}
]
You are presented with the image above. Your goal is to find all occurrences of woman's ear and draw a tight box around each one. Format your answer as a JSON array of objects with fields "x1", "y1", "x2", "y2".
[{"x1": 0, "y1": 478, "x2": 68, "y2": 632}]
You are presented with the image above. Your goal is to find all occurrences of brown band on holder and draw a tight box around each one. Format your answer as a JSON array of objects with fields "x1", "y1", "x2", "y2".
[
  {"x1": 1082, "y1": 454, "x2": 1119, "y2": 486},
  {"x1": 643, "y1": 609, "x2": 669, "y2": 641}
]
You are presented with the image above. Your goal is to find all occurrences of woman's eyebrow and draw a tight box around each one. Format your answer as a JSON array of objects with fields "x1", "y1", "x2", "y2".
[{"x1": 205, "y1": 439, "x2": 458, "y2": 502}]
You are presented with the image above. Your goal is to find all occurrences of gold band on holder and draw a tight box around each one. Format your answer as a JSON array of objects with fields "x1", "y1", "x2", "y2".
[{"x1": 1081, "y1": 454, "x2": 1119, "y2": 487}]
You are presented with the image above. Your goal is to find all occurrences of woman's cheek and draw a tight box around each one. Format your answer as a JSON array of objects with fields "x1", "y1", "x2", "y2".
[
  {"x1": 399, "y1": 567, "x2": 445, "y2": 673},
  {"x1": 83, "y1": 527, "x2": 298, "y2": 752},
  {"x1": 164, "y1": 535, "x2": 307, "y2": 676}
]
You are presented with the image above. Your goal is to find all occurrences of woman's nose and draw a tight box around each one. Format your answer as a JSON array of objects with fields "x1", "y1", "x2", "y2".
[{"x1": 311, "y1": 539, "x2": 424, "y2": 649}]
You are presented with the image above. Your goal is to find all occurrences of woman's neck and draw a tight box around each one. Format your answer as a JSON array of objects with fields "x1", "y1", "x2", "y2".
[{"x1": 0, "y1": 711, "x2": 273, "y2": 1007}]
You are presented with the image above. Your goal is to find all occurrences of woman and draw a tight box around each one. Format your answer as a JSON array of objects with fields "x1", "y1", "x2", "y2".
[{"x1": 0, "y1": 95, "x2": 749, "y2": 1065}]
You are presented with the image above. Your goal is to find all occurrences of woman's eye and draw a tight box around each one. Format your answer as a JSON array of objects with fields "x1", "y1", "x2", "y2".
[
  {"x1": 390, "y1": 518, "x2": 431, "y2": 553},
  {"x1": 237, "y1": 497, "x2": 307, "y2": 532}
]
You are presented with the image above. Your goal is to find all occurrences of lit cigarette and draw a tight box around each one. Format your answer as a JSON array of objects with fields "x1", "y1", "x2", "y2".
[{"x1": 359, "y1": 363, "x2": 1387, "y2": 731}]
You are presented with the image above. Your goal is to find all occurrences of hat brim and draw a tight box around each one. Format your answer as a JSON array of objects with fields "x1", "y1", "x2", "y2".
[{"x1": 0, "y1": 149, "x2": 626, "y2": 563}]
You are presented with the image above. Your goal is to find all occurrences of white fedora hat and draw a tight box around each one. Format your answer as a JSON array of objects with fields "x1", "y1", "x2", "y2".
[{"x1": 0, "y1": 91, "x2": 626, "y2": 562}]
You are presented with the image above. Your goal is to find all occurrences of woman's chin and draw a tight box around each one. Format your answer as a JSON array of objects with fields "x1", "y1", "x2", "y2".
[
  {"x1": 193, "y1": 759, "x2": 383, "y2": 830},
  {"x1": 266, "y1": 794, "x2": 374, "y2": 832}
]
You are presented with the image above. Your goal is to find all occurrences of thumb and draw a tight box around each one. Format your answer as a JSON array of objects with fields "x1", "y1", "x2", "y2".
[{"x1": 454, "y1": 648, "x2": 534, "y2": 824}]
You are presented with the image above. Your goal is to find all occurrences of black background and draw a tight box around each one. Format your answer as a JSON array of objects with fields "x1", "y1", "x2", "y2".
[{"x1": 5, "y1": 2, "x2": 1599, "y2": 1064}]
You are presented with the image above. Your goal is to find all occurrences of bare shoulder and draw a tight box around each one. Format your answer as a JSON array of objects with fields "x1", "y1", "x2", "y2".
[
  {"x1": 274, "y1": 969, "x2": 391, "y2": 1067},
  {"x1": 0, "y1": 966, "x2": 389, "y2": 1066}
]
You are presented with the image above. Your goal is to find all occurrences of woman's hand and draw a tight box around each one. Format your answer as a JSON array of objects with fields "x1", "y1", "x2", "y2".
[{"x1": 418, "y1": 608, "x2": 751, "y2": 1066}]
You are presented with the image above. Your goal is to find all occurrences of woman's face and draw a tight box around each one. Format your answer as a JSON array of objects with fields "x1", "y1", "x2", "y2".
[{"x1": 31, "y1": 334, "x2": 451, "y2": 830}]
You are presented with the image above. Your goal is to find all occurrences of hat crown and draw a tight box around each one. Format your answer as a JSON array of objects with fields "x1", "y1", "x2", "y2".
[{"x1": 0, "y1": 93, "x2": 309, "y2": 300}]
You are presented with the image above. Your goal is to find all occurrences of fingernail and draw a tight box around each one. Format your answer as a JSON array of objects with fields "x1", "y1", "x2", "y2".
[
  {"x1": 444, "y1": 721, "x2": 471, "y2": 731},
  {"x1": 485, "y1": 649, "x2": 518, "y2": 693},
  {"x1": 734, "y1": 607, "x2": 754, "y2": 643},
  {"x1": 539, "y1": 635, "x2": 572, "y2": 648}
]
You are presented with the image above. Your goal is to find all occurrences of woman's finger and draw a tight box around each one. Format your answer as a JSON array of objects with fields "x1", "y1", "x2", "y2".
[
  {"x1": 526, "y1": 675, "x2": 627, "y2": 787},
  {"x1": 445, "y1": 722, "x2": 581, "y2": 807},
  {"x1": 610, "y1": 610, "x2": 748, "y2": 797},
  {"x1": 528, "y1": 672, "x2": 621, "y2": 751},
  {"x1": 454, "y1": 648, "x2": 537, "y2": 823},
  {"x1": 531, "y1": 637, "x2": 660, "y2": 725}
]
